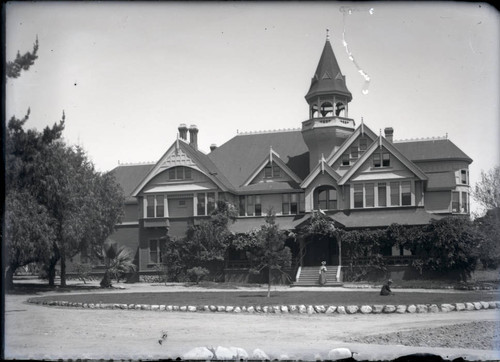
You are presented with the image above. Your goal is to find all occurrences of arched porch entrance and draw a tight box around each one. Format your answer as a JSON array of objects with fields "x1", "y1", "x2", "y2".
[{"x1": 299, "y1": 233, "x2": 340, "y2": 267}]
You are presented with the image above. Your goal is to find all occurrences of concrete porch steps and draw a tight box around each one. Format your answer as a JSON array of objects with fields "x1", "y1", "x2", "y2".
[{"x1": 293, "y1": 265, "x2": 343, "y2": 287}]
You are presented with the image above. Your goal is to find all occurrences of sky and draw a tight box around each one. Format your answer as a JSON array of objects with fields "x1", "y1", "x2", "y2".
[{"x1": 5, "y1": 1, "x2": 499, "y2": 214}]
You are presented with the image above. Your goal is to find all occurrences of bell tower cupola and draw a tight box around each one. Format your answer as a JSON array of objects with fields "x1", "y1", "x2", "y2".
[{"x1": 302, "y1": 30, "x2": 356, "y2": 171}]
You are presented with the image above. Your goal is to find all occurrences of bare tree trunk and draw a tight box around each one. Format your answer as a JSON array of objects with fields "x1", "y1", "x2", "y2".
[
  {"x1": 48, "y1": 243, "x2": 60, "y2": 287},
  {"x1": 60, "y1": 253, "x2": 66, "y2": 287},
  {"x1": 5, "y1": 265, "x2": 15, "y2": 290},
  {"x1": 47, "y1": 262, "x2": 56, "y2": 286},
  {"x1": 267, "y1": 268, "x2": 271, "y2": 298}
]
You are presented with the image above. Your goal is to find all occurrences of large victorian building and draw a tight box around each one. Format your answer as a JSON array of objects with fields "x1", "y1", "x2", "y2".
[{"x1": 109, "y1": 36, "x2": 472, "y2": 280}]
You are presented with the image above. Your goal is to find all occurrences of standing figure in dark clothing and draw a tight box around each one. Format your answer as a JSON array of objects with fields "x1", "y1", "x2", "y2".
[{"x1": 380, "y1": 279, "x2": 395, "y2": 296}]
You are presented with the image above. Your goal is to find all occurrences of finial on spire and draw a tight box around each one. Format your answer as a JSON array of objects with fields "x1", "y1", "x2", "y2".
[{"x1": 326, "y1": 28, "x2": 330, "y2": 41}]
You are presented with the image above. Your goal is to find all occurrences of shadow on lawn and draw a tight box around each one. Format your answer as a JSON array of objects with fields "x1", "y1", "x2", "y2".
[{"x1": 6, "y1": 283, "x2": 101, "y2": 295}]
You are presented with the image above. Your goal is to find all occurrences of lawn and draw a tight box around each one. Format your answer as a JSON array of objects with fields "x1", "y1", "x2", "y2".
[{"x1": 31, "y1": 289, "x2": 499, "y2": 306}]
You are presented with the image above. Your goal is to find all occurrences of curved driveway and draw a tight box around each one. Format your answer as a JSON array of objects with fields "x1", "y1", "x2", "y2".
[{"x1": 4, "y1": 281, "x2": 500, "y2": 361}]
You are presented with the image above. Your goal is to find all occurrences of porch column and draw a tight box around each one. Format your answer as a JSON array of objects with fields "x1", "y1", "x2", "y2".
[
  {"x1": 337, "y1": 231, "x2": 342, "y2": 267},
  {"x1": 298, "y1": 236, "x2": 305, "y2": 267}
]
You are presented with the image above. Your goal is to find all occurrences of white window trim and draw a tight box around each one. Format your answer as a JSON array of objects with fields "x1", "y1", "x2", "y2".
[
  {"x1": 144, "y1": 194, "x2": 167, "y2": 218},
  {"x1": 148, "y1": 239, "x2": 161, "y2": 265},
  {"x1": 350, "y1": 180, "x2": 415, "y2": 209},
  {"x1": 451, "y1": 190, "x2": 469, "y2": 214}
]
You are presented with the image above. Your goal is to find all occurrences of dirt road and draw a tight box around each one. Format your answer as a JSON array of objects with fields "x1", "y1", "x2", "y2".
[{"x1": 4, "y1": 288, "x2": 499, "y2": 361}]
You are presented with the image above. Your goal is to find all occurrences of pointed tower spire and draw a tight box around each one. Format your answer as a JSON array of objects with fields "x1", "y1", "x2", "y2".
[
  {"x1": 301, "y1": 32, "x2": 356, "y2": 172},
  {"x1": 305, "y1": 35, "x2": 352, "y2": 103}
]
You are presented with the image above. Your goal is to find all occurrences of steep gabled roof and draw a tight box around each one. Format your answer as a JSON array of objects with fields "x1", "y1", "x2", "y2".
[
  {"x1": 301, "y1": 158, "x2": 341, "y2": 188},
  {"x1": 394, "y1": 138, "x2": 472, "y2": 163},
  {"x1": 131, "y1": 139, "x2": 232, "y2": 196},
  {"x1": 208, "y1": 130, "x2": 309, "y2": 190},
  {"x1": 327, "y1": 122, "x2": 378, "y2": 165},
  {"x1": 110, "y1": 163, "x2": 155, "y2": 201},
  {"x1": 305, "y1": 39, "x2": 352, "y2": 101},
  {"x1": 338, "y1": 136, "x2": 428, "y2": 185},
  {"x1": 242, "y1": 148, "x2": 302, "y2": 187}
]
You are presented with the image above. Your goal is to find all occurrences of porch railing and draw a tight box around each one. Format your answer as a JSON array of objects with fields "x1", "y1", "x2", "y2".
[{"x1": 346, "y1": 255, "x2": 417, "y2": 266}]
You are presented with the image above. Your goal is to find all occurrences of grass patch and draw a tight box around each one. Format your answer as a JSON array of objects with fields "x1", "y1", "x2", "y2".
[{"x1": 31, "y1": 289, "x2": 499, "y2": 307}]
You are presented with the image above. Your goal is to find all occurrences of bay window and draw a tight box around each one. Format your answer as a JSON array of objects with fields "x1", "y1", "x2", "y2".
[
  {"x1": 146, "y1": 195, "x2": 165, "y2": 218},
  {"x1": 352, "y1": 180, "x2": 414, "y2": 208}
]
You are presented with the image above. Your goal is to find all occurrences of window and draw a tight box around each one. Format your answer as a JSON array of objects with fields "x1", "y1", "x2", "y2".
[
  {"x1": 282, "y1": 194, "x2": 290, "y2": 214},
  {"x1": 461, "y1": 169, "x2": 468, "y2": 185},
  {"x1": 452, "y1": 192, "x2": 460, "y2": 213},
  {"x1": 255, "y1": 195, "x2": 262, "y2": 216},
  {"x1": 146, "y1": 195, "x2": 155, "y2": 218},
  {"x1": 452, "y1": 191, "x2": 469, "y2": 214},
  {"x1": 290, "y1": 194, "x2": 298, "y2": 214},
  {"x1": 239, "y1": 196, "x2": 245, "y2": 216},
  {"x1": 264, "y1": 162, "x2": 281, "y2": 178},
  {"x1": 239, "y1": 195, "x2": 262, "y2": 216},
  {"x1": 365, "y1": 183, "x2": 374, "y2": 207},
  {"x1": 146, "y1": 195, "x2": 164, "y2": 218},
  {"x1": 197, "y1": 193, "x2": 206, "y2": 216},
  {"x1": 246, "y1": 195, "x2": 254, "y2": 216},
  {"x1": 283, "y1": 193, "x2": 306, "y2": 214},
  {"x1": 352, "y1": 181, "x2": 412, "y2": 208},
  {"x1": 156, "y1": 196, "x2": 164, "y2": 217},
  {"x1": 350, "y1": 146, "x2": 358, "y2": 160},
  {"x1": 390, "y1": 182, "x2": 400, "y2": 206},
  {"x1": 299, "y1": 193, "x2": 305, "y2": 213},
  {"x1": 359, "y1": 138, "x2": 367, "y2": 153},
  {"x1": 461, "y1": 192, "x2": 468, "y2": 213},
  {"x1": 207, "y1": 193, "x2": 216, "y2": 214},
  {"x1": 401, "y1": 181, "x2": 411, "y2": 206},
  {"x1": 168, "y1": 167, "x2": 193, "y2": 181},
  {"x1": 317, "y1": 188, "x2": 337, "y2": 210},
  {"x1": 273, "y1": 165, "x2": 281, "y2": 178},
  {"x1": 374, "y1": 152, "x2": 390, "y2": 168},
  {"x1": 353, "y1": 185, "x2": 363, "y2": 208},
  {"x1": 342, "y1": 154, "x2": 350, "y2": 166},
  {"x1": 378, "y1": 183, "x2": 387, "y2": 207},
  {"x1": 382, "y1": 153, "x2": 390, "y2": 167},
  {"x1": 149, "y1": 239, "x2": 161, "y2": 264}
]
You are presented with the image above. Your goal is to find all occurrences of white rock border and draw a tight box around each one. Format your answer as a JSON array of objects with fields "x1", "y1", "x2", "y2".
[{"x1": 27, "y1": 298, "x2": 500, "y2": 315}]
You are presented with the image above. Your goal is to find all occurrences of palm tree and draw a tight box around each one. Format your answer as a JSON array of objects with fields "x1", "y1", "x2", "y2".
[{"x1": 100, "y1": 239, "x2": 136, "y2": 288}]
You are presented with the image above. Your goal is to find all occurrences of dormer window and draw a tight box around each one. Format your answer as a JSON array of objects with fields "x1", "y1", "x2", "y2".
[
  {"x1": 460, "y1": 169, "x2": 468, "y2": 185},
  {"x1": 373, "y1": 152, "x2": 390, "y2": 168},
  {"x1": 168, "y1": 166, "x2": 192, "y2": 181},
  {"x1": 359, "y1": 138, "x2": 367, "y2": 153},
  {"x1": 350, "y1": 146, "x2": 358, "y2": 159},
  {"x1": 264, "y1": 162, "x2": 281, "y2": 178},
  {"x1": 382, "y1": 153, "x2": 390, "y2": 167},
  {"x1": 341, "y1": 154, "x2": 350, "y2": 166}
]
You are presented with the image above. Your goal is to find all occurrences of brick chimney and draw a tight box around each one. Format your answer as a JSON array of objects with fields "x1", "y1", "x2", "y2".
[
  {"x1": 178, "y1": 124, "x2": 188, "y2": 141},
  {"x1": 384, "y1": 127, "x2": 394, "y2": 143},
  {"x1": 189, "y1": 125, "x2": 198, "y2": 149},
  {"x1": 210, "y1": 144, "x2": 217, "y2": 152}
]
